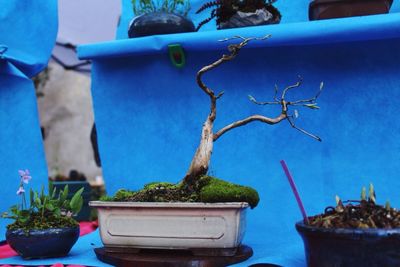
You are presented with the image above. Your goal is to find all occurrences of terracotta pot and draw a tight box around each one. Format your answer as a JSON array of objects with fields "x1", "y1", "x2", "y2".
[
  {"x1": 309, "y1": 0, "x2": 393, "y2": 20},
  {"x1": 128, "y1": 12, "x2": 195, "y2": 38},
  {"x1": 296, "y1": 221, "x2": 400, "y2": 267},
  {"x1": 6, "y1": 226, "x2": 80, "y2": 259}
]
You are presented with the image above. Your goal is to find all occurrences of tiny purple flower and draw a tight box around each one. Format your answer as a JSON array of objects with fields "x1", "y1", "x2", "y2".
[
  {"x1": 16, "y1": 186, "x2": 25, "y2": 195},
  {"x1": 18, "y1": 169, "x2": 32, "y2": 184}
]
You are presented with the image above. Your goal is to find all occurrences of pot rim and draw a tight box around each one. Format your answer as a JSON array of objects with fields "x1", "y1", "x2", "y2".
[
  {"x1": 90, "y1": 200, "x2": 249, "y2": 209},
  {"x1": 296, "y1": 220, "x2": 400, "y2": 237}
]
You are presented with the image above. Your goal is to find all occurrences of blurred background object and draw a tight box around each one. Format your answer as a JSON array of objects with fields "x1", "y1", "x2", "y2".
[{"x1": 35, "y1": 0, "x2": 121, "y2": 186}]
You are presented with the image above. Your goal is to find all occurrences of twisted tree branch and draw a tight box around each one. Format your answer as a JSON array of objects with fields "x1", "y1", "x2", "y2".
[
  {"x1": 184, "y1": 35, "x2": 323, "y2": 187},
  {"x1": 213, "y1": 113, "x2": 287, "y2": 141},
  {"x1": 281, "y1": 76, "x2": 303, "y2": 100},
  {"x1": 196, "y1": 35, "x2": 271, "y2": 120}
]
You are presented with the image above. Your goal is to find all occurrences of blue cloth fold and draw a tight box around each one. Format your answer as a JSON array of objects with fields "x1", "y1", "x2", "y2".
[
  {"x1": 80, "y1": 13, "x2": 400, "y2": 60},
  {"x1": 0, "y1": 0, "x2": 58, "y2": 77}
]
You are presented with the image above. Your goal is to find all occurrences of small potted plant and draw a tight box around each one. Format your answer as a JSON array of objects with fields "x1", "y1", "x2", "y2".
[
  {"x1": 196, "y1": 0, "x2": 281, "y2": 30},
  {"x1": 309, "y1": 0, "x2": 393, "y2": 21},
  {"x1": 1, "y1": 170, "x2": 84, "y2": 259},
  {"x1": 128, "y1": 0, "x2": 195, "y2": 38},
  {"x1": 49, "y1": 170, "x2": 92, "y2": 221},
  {"x1": 90, "y1": 35, "x2": 324, "y2": 264},
  {"x1": 296, "y1": 184, "x2": 400, "y2": 267}
]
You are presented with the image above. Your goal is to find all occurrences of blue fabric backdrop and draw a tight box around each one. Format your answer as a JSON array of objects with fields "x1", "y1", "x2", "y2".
[
  {"x1": 0, "y1": 1, "x2": 57, "y2": 239},
  {"x1": 79, "y1": 13, "x2": 400, "y2": 266}
]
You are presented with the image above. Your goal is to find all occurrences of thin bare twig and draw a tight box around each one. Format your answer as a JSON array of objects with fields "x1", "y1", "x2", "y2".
[
  {"x1": 219, "y1": 35, "x2": 271, "y2": 45},
  {"x1": 289, "y1": 82, "x2": 324, "y2": 105},
  {"x1": 248, "y1": 95, "x2": 280, "y2": 105},
  {"x1": 287, "y1": 117, "x2": 321, "y2": 141},
  {"x1": 214, "y1": 77, "x2": 323, "y2": 142},
  {"x1": 274, "y1": 84, "x2": 279, "y2": 101},
  {"x1": 281, "y1": 75, "x2": 303, "y2": 100}
]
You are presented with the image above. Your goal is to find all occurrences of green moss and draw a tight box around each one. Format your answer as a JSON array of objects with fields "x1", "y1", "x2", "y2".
[
  {"x1": 113, "y1": 189, "x2": 137, "y2": 201},
  {"x1": 199, "y1": 176, "x2": 259, "y2": 208},
  {"x1": 7, "y1": 213, "x2": 78, "y2": 231},
  {"x1": 144, "y1": 182, "x2": 176, "y2": 190},
  {"x1": 99, "y1": 195, "x2": 114, "y2": 201},
  {"x1": 108, "y1": 176, "x2": 259, "y2": 208}
]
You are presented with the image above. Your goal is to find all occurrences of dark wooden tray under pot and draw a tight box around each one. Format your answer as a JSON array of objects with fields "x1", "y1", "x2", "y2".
[
  {"x1": 95, "y1": 245, "x2": 253, "y2": 267},
  {"x1": 309, "y1": 0, "x2": 393, "y2": 20}
]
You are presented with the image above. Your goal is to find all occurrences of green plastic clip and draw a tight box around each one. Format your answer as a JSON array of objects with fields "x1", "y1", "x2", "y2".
[{"x1": 168, "y1": 44, "x2": 185, "y2": 68}]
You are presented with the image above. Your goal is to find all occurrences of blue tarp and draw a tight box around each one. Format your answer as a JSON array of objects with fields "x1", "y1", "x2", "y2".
[
  {"x1": 78, "y1": 12, "x2": 400, "y2": 267},
  {"x1": 0, "y1": 1, "x2": 57, "y2": 239},
  {"x1": 0, "y1": 1, "x2": 58, "y2": 78}
]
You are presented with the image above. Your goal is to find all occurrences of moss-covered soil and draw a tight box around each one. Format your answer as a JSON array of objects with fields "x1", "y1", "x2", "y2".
[
  {"x1": 308, "y1": 200, "x2": 400, "y2": 229},
  {"x1": 7, "y1": 213, "x2": 78, "y2": 231},
  {"x1": 101, "y1": 176, "x2": 259, "y2": 209}
]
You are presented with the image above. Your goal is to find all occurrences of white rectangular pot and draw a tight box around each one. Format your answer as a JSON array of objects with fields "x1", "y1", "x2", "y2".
[{"x1": 90, "y1": 201, "x2": 248, "y2": 252}]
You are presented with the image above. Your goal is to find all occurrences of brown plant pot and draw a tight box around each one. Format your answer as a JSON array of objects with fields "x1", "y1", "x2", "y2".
[{"x1": 309, "y1": 0, "x2": 393, "y2": 21}]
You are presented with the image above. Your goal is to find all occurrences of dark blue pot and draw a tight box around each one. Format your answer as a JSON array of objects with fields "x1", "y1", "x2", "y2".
[
  {"x1": 128, "y1": 12, "x2": 195, "y2": 38},
  {"x1": 6, "y1": 227, "x2": 80, "y2": 259},
  {"x1": 296, "y1": 221, "x2": 400, "y2": 267}
]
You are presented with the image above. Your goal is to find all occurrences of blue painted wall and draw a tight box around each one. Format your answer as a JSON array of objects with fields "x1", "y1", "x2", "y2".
[{"x1": 81, "y1": 14, "x2": 400, "y2": 265}]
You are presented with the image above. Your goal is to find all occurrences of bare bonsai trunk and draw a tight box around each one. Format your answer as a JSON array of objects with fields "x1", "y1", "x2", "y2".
[
  {"x1": 183, "y1": 117, "x2": 214, "y2": 186},
  {"x1": 182, "y1": 36, "x2": 323, "y2": 188}
]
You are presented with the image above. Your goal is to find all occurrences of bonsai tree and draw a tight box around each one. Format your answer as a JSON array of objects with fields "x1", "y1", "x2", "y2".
[
  {"x1": 105, "y1": 36, "x2": 324, "y2": 208},
  {"x1": 196, "y1": 0, "x2": 281, "y2": 30}
]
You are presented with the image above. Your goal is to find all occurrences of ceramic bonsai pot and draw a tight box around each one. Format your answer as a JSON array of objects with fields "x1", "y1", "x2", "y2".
[
  {"x1": 90, "y1": 201, "x2": 248, "y2": 256},
  {"x1": 296, "y1": 221, "x2": 400, "y2": 267},
  {"x1": 6, "y1": 226, "x2": 80, "y2": 259},
  {"x1": 128, "y1": 12, "x2": 195, "y2": 38},
  {"x1": 309, "y1": 0, "x2": 393, "y2": 20}
]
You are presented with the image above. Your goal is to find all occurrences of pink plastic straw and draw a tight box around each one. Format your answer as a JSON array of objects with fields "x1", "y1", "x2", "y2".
[{"x1": 280, "y1": 160, "x2": 309, "y2": 224}]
